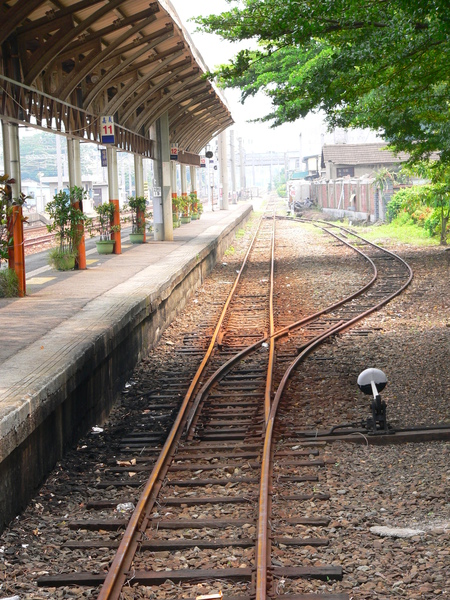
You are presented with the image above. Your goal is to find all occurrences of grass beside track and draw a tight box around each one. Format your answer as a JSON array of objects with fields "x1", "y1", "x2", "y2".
[{"x1": 349, "y1": 220, "x2": 439, "y2": 247}]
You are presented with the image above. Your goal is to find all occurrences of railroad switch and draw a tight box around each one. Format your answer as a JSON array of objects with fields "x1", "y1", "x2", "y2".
[{"x1": 357, "y1": 368, "x2": 390, "y2": 433}]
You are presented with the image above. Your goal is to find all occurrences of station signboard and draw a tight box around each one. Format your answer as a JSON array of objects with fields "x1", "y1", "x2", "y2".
[
  {"x1": 101, "y1": 116, "x2": 115, "y2": 144},
  {"x1": 170, "y1": 145, "x2": 179, "y2": 160},
  {"x1": 200, "y1": 157, "x2": 206, "y2": 168}
]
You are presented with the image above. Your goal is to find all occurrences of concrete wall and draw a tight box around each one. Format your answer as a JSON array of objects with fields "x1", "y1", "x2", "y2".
[{"x1": 0, "y1": 206, "x2": 252, "y2": 531}]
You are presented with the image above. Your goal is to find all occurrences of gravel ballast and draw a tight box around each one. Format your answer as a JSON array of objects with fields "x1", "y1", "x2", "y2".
[{"x1": 0, "y1": 208, "x2": 448, "y2": 599}]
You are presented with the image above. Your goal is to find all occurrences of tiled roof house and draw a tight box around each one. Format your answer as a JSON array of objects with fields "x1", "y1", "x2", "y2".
[{"x1": 321, "y1": 143, "x2": 408, "y2": 179}]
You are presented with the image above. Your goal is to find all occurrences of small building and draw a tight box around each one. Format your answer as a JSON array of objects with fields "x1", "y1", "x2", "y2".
[
  {"x1": 321, "y1": 143, "x2": 407, "y2": 180},
  {"x1": 21, "y1": 178, "x2": 51, "y2": 211},
  {"x1": 303, "y1": 154, "x2": 321, "y2": 179},
  {"x1": 41, "y1": 176, "x2": 110, "y2": 214}
]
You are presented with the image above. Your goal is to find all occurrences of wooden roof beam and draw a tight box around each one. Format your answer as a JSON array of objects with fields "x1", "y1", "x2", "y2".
[
  {"x1": 135, "y1": 72, "x2": 203, "y2": 131},
  {"x1": 24, "y1": 0, "x2": 130, "y2": 85},
  {"x1": 83, "y1": 25, "x2": 174, "y2": 109},
  {"x1": 55, "y1": 11, "x2": 160, "y2": 100},
  {"x1": 111, "y1": 52, "x2": 188, "y2": 120}
]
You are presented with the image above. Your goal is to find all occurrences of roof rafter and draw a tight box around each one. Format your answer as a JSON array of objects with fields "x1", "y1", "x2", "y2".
[
  {"x1": 55, "y1": 11, "x2": 160, "y2": 99},
  {"x1": 137, "y1": 76, "x2": 206, "y2": 132},
  {"x1": 83, "y1": 25, "x2": 175, "y2": 110},
  {"x1": 24, "y1": 0, "x2": 133, "y2": 85},
  {"x1": 123, "y1": 59, "x2": 198, "y2": 130}
]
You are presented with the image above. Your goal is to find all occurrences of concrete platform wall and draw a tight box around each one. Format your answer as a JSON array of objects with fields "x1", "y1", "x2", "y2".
[{"x1": 0, "y1": 206, "x2": 252, "y2": 531}]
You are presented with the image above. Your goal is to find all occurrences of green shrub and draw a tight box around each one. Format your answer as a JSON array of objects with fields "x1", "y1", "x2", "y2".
[
  {"x1": 48, "y1": 248, "x2": 77, "y2": 271},
  {"x1": 276, "y1": 183, "x2": 287, "y2": 198},
  {"x1": 0, "y1": 267, "x2": 19, "y2": 297}
]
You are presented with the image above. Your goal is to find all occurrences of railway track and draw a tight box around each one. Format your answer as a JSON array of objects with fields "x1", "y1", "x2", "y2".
[{"x1": 35, "y1": 211, "x2": 418, "y2": 599}]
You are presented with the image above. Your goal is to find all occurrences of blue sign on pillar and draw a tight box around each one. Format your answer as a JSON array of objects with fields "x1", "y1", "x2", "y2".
[
  {"x1": 101, "y1": 149, "x2": 107, "y2": 167},
  {"x1": 101, "y1": 116, "x2": 115, "y2": 144}
]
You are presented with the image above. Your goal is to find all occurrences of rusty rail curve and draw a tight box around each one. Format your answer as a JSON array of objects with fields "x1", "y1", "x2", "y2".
[
  {"x1": 92, "y1": 215, "x2": 413, "y2": 600},
  {"x1": 31, "y1": 211, "x2": 414, "y2": 597}
]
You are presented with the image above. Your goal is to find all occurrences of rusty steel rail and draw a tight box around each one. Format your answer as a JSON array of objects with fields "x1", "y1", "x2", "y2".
[
  {"x1": 181, "y1": 220, "x2": 413, "y2": 600},
  {"x1": 96, "y1": 211, "x2": 270, "y2": 599},
  {"x1": 255, "y1": 222, "x2": 413, "y2": 600},
  {"x1": 37, "y1": 214, "x2": 414, "y2": 599}
]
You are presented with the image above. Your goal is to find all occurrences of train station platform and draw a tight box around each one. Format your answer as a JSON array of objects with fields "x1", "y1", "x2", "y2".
[{"x1": 0, "y1": 202, "x2": 253, "y2": 530}]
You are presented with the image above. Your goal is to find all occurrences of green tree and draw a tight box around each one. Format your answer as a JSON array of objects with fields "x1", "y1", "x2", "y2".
[
  {"x1": 403, "y1": 162, "x2": 450, "y2": 245},
  {"x1": 197, "y1": 0, "x2": 450, "y2": 163},
  {"x1": 46, "y1": 186, "x2": 89, "y2": 255}
]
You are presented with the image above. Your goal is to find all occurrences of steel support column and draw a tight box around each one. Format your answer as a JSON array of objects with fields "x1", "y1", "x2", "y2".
[
  {"x1": 180, "y1": 164, "x2": 187, "y2": 198},
  {"x1": 67, "y1": 138, "x2": 86, "y2": 269},
  {"x1": 160, "y1": 112, "x2": 173, "y2": 241},
  {"x1": 189, "y1": 166, "x2": 197, "y2": 196},
  {"x1": 107, "y1": 146, "x2": 121, "y2": 254},
  {"x1": 2, "y1": 121, "x2": 21, "y2": 199},
  {"x1": 218, "y1": 130, "x2": 229, "y2": 210},
  {"x1": 134, "y1": 154, "x2": 146, "y2": 242}
]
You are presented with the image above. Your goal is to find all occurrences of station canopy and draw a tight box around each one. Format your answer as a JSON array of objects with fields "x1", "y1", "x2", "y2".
[{"x1": 0, "y1": 0, "x2": 233, "y2": 163}]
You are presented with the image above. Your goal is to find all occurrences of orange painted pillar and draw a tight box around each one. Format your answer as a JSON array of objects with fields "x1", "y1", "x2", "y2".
[
  {"x1": 7, "y1": 211, "x2": 14, "y2": 270},
  {"x1": 110, "y1": 199, "x2": 121, "y2": 254},
  {"x1": 12, "y1": 205, "x2": 25, "y2": 297},
  {"x1": 137, "y1": 208, "x2": 146, "y2": 243},
  {"x1": 73, "y1": 200, "x2": 86, "y2": 270}
]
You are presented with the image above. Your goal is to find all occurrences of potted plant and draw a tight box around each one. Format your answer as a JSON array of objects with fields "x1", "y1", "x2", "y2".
[
  {"x1": 180, "y1": 195, "x2": 191, "y2": 224},
  {"x1": 172, "y1": 196, "x2": 181, "y2": 228},
  {"x1": 46, "y1": 186, "x2": 89, "y2": 270},
  {"x1": 93, "y1": 201, "x2": 119, "y2": 254},
  {"x1": 124, "y1": 196, "x2": 151, "y2": 243},
  {"x1": 190, "y1": 192, "x2": 203, "y2": 220}
]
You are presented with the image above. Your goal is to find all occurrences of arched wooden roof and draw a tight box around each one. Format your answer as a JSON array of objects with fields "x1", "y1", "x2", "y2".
[{"x1": 0, "y1": 0, "x2": 233, "y2": 159}]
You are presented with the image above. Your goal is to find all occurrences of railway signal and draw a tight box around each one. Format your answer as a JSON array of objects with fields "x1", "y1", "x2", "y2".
[{"x1": 357, "y1": 368, "x2": 389, "y2": 433}]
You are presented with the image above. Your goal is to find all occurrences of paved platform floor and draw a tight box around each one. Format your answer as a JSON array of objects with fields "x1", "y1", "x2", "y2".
[{"x1": 0, "y1": 203, "x2": 252, "y2": 461}]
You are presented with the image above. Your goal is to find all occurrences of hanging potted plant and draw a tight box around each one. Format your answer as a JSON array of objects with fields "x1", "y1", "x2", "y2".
[
  {"x1": 93, "y1": 202, "x2": 120, "y2": 254},
  {"x1": 172, "y1": 196, "x2": 181, "y2": 228},
  {"x1": 46, "y1": 186, "x2": 89, "y2": 270},
  {"x1": 180, "y1": 195, "x2": 191, "y2": 224},
  {"x1": 124, "y1": 196, "x2": 151, "y2": 243}
]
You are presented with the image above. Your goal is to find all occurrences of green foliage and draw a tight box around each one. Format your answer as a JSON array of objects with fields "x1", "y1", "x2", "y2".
[
  {"x1": 123, "y1": 196, "x2": 152, "y2": 234},
  {"x1": 189, "y1": 192, "x2": 203, "y2": 216},
  {"x1": 388, "y1": 166, "x2": 450, "y2": 244},
  {"x1": 47, "y1": 248, "x2": 77, "y2": 271},
  {"x1": 357, "y1": 219, "x2": 436, "y2": 246},
  {"x1": 93, "y1": 201, "x2": 119, "y2": 240},
  {"x1": 172, "y1": 196, "x2": 182, "y2": 215},
  {"x1": 46, "y1": 186, "x2": 90, "y2": 254},
  {"x1": 19, "y1": 131, "x2": 103, "y2": 180},
  {"x1": 1, "y1": 174, "x2": 29, "y2": 266},
  {"x1": 197, "y1": 1, "x2": 450, "y2": 164},
  {"x1": 0, "y1": 175, "x2": 13, "y2": 265},
  {"x1": 0, "y1": 267, "x2": 19, "y2": 297},
  {"x1": 386, "y1": 190, "x2": 409, "y2": 222},
  {"x1": 276, "y1": 183, "x2": 287, "y2": 198},
  {"x1": 400, "y1": 161, "x2": 450, "y2": 244}
]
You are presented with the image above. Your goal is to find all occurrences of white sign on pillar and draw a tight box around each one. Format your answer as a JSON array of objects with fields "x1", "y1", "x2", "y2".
[{"x1": 101, "y1": 116, "x2": 115, "y2": 144}]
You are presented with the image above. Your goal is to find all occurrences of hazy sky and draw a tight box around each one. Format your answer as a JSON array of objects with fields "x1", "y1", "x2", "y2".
[
  {"x1": 167, "y1": 1, "x2": 379, "y2": 156},
  {"x1": 168, "y1": 0, "x2": 315, "y2": 155}
]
